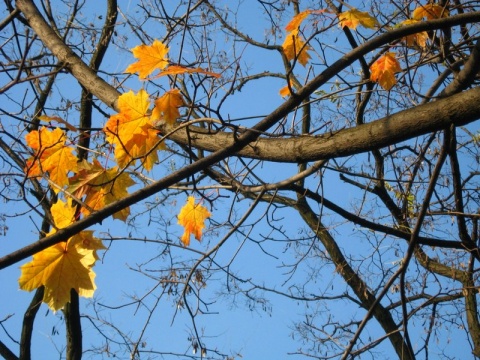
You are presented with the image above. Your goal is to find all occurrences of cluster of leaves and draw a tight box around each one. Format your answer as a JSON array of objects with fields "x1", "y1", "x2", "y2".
[
  {"x1": 20, "y1": 40, "x2": 214, "y2": 311},
  {"x1": 280, "y1": 3, "x2": 449, "y2": 92}
]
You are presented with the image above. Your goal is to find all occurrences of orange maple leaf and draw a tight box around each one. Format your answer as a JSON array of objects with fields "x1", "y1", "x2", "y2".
[
  {"x1": 370, "y1": 52, "x2": 402, "y2": 91},
  {"x1": 338, "y1": 8, "x2": 378, "y2": 30},
  {"x1": 285, "y1": 10, "x2": 312, "y2": 32},
  {"x1": 177, "y1": 196, "x2": 211, "y2": 246},
  {"x1": 398, "y1": 19, "x2": 428, "y2": 48},
  {"x1": 154, "y1": 65, "x2": 221, "y2": 79},
  {"x1": 69, "y1": 159, "x2": 135, "y2": 221},
  {"x1": 151, "y1": 89, "x2": 185, "y2": 126},
  {"x1": 19, "y1": 234, "x2": 103, "y2": 311},
  {"x1": 125, "y1": 39, "x2": 169, "y2": 79},
  {"x1": 25, "y1": 127, "x2": 77, "y2": 188},
  {"x1": 412, "y1": 4, "x2": 449, "y2": 20},
  {"x1": 282, "y1": 29, "x2": 311, "y2": 66}
]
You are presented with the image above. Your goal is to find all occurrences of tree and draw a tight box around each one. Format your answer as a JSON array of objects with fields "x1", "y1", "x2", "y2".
[{"x1": 1, "y1": 0, "x2": 480, "y2": 358}]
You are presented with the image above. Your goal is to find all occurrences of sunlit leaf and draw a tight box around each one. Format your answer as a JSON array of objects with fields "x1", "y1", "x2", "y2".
[
  {"x1": 285, "y1": 10, "x2": 312, "y2": 32},
  {"x1": 25, "y1": 127, "x2": 77, "y2": 188},
  {"x1": 177, "y1": 196, "x2": 211, "y2": 246},
  {"x1": 104, "y1": 90, "x2": 165, "y2": 169},
  {"x1": 125, "y1": 39, "x2": 169, "y2": 79},
  {"x1": 412, "y1": 4, "x2": 449, "y2": 20},
  {"x1": 370, "y1": 52, "x2": 402, "y2": 91},
  {"x1": 104, "y1": 90, "x2": 151, "y2": 144},
  {"x1": 69, "y1": 159, "x2": 135, "y2": 221},
  {"x1": 113, "y1": 128, "x2": 164, "y2": 170},
  {"x1": 18, "y1": 228, "x2": 103, "y2": 311},
  {"x1": 338, "y1": 8, "x2": 378, "y2": 30},
  {"x1": 51, "y1": 198, "x2": 76, "y2": 229},
  {"x1": 151, "y1": 89, "x2": 185, "y2": 126},
  {"x1": 398, "y1": 19, "x2": 428, "y2": 48},
  {"x1": 282, "y1": 29, "x2": 311, "y2": 66}
]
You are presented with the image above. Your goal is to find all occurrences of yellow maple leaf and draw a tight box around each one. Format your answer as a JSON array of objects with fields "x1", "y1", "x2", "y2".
[
  {"x1": 370, "y1": 52, "x2": 402, "y2": 91},
  {"x1": 104, "y1": 90, "x2": 165, "y2": 169},
  {"x1": 104, "y1": 90, "x2": 151, "y2": 144},
  {"x1": 69, "y1": 160, "x2": 135, "y2": 221},
  {"x1": 177, "y1": 196, "x2": 211, "y2": 246},
  {"x1": 399, "y1": 19, "x2": 428, "y2": 48},
  {"x1": 125, "y1": 39, "x2": 169, "y2": 79},
  {"x1": 51, "y1": 198, "x2": 76, "y2": 229},
  {"x1": 412, "y1": 4, "x2": 449, "y2": 20},
  {"x1": 282, "y1": 29, "x2": 311, "y2": 67},
  {"x1": 114, "y1": 128, "x2": 164, "y2": 170},
  {"x1": 151, "y1": 89, "x2": 185, "y2": 126},
  {"x1": 25, "y1": 127, "x2": 77, "y2": 188},
  {"x1": 338, "y1": 8, "x2": 378, "y2": 30},
  {"x1": 19, "y1": 234, "x2": 102, "y2": 311}
]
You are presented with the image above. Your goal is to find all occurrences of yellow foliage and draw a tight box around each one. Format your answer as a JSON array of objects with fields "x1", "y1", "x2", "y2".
[
  {"x1": 338, "y1": 8, "x2": 378, "y2": 30},
  {"x1": 19, "y1": 200, "x2": 105, "y2": 311},
  {"x1": 25, "y1": 127, "x2": 77, "y2": 188}
]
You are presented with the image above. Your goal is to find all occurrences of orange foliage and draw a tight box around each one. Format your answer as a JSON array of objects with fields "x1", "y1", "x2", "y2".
[
  {"x1": 370, "y1": 52, "x2": 402, "y2": 91},
  {"x1": 177, "y1": 196, "x2": 211, "y2": 246},
  {"x1": 25, "y1": 127, "x2": 77, "y2": 188},
  {"x1": 282, "y1": 29, "x2": 311, "y2": 66},
  {"x1": 125, "y1": 39, "x2": 169, "y2": 79},
  {"x1": 412, "y1": 4, "x2": 449, "y2": 20}
]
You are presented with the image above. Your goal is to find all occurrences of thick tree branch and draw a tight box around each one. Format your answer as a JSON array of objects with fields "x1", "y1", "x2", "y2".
[{"x1": 165, "y1": 86, "x2": 480, "y2": 162}]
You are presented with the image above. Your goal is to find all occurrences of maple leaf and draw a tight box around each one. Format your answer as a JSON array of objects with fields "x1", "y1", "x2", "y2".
[
  {"x1": 338, "y1": 8, "x2": 378, "y2": 30},
  {"x1": 282, "y1": 29, "x2": 311, "y2": 66},
  {"x1": 69, "y1": 160, "x2": 135, "y2": 221},
  {"x1": 399, "y1": 19, "x2": 428, "y2": 48},
  {"x1": 19, "y1": 233, "x2": 103, "y2": 311},
  {"x1": 104, "y1": 89, "x2": 151, "y2": 144},
  {"x1": 113, "y1": 128, "x2": 165, "y2": 170},
  {"x1": 177, "y1": 196, "x2": 211, "y2": 246},
  {"x1": 25, "y1": 127, "x2": 77, "y2": 188},
  {"x1": 151, "y1": 89, "x2": 185, "y2": 126},
  {"x1": 370, "y1": 52, "x2": 402, "y2": 91},
  {"x1": 125, "y1": 39, "x2": 169, "y2": 79},
  {"x1": 51, "y1": 197, "x2": 76, "y2": 229},
  {"x1": 285, "y1": 10, "x2": 312, "y2": 32},
  {"x1": 412, "y1": 4, "x2": 449, "y2": 20},
  {"x1": 104, "y1": 90, "x2": 165, "y2": 169},
  {"x1": 154, "y1": 65, "x2": 221, "y2": 79}
]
